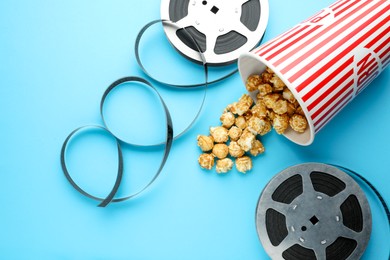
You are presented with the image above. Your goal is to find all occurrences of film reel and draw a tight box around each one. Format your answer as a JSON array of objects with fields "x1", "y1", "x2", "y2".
[
  {"x1": 160, "y1": 0, "x2": 269, "y2": 65},
  {"x1": 256, "y1": 163, "x2": 372, "y2": 260}
]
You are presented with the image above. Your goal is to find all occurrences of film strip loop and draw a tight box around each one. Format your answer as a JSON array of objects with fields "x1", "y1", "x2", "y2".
[
  {"x1": 60, "y1": 77, "x2": 173, "y2": 207},
  {"x1": 61, "y1": 21, "x2": 209, "y2": 207}
]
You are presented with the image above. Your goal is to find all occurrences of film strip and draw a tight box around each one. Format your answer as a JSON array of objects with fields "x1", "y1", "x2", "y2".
[
  {"x1": 61, "y1": 0, "x2": 269, "y2": 206},
  {"x1": 255, "y1": 163, "x2": 389, "y2": 260}
]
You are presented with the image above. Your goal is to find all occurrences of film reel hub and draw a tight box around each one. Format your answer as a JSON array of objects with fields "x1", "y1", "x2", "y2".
[
  {"x1": 161, "y1": 0, "x2": 269, "y2": 65},
  {"x1": 256, "y1": 163, "x2": 372, "y2": 260}
]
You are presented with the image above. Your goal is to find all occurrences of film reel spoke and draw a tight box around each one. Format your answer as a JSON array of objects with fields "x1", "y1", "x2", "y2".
[
  {"x1": 332, "y1": 189, "x2": 354, "y2": 206},
  {"x1": 232, "y1": 21, "x2": 254, "y2": 40},
  {"x1": 314, "y1": 247, "x2": 327, "y2": 260},
  {"x1": 269, "y1": 201, "x2": 291, "y2": 215},
  {"x1": 301, "y1": 172, "x2": 315, "y2": 194},
  {"x1": 338, "y1": 225, "x2": 360, "y2": 240},
  {"x1": 275, "y1": 234, "x2": 296, "y2": 253},
  {"x1": 205, "y1": 33, "x2": 218, "y2": 56}
]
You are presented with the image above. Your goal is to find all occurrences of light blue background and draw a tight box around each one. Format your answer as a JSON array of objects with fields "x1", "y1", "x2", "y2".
[{"x1": 1, "y1": 0, "x2": 389, "y2": 259}]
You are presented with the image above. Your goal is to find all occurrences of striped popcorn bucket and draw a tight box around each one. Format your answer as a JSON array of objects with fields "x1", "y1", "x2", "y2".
[{"x1": 238, "y1": 0, "x2": 390, "y2": 145}]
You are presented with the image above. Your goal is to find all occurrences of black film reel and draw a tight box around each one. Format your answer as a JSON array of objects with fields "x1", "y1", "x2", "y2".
[
  {"x1": 256, "y1": 163, "x2": 372, "y2": 260},
  {"x1": 160, "y1": 0, "x2": 269, "y2": 65}
]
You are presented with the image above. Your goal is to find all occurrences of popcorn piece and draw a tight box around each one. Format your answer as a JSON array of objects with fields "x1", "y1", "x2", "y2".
[
  {"x1": 286, "y1": 102, "x2": 296, "y2": 117},
  {"x1": 228, "y1": 126, "x2": 242, "y2": 141},
  {"x1": 247, "y1": 116, "x2": 271, "y2": 136},
  {"x1": 216, "y1": 158, "x2": 234, "y2": 174},
  {"x1": 262, "y1": 72, "x2": 273, "y2": 83},
  {"x1": 289, "y1": 114, "x2": 308, "y2": 133},
  {"x1": 212, "y1": 143, "x2": 229, "y2": 159},
  {"x1": 273, "y1": 114, "x2": 290, "y2": 134},
  {"x1": 270, "y1": 75, "x2": 286, "y2": 91},
  {"x1": 282, "y1": 88, "x2": 296, "y2": 104},
  {"x1": 235, "y1": 116, "x2": 247, "y2": 129},
  {"x1": 197, "y1": 135, "x2": 214, "y2": 152},
  {"x1": 263, "y1": 93, "x2": 281, "y2": 109},
  {"x1": 235, "y1": 94, "x2": 254, "y2": 116},
  {"x1": 258, "y1": 83, "x2": 273, "y2": 96},
  {"x1": 220, "y1": 112, "x2": 235, "y2": 128},
  {"x1": 251, "y1": 102, "x2": 267, "y2": 118},
  {"x1": 246, "y1": 75, "x2": 262, "y2": 92},
  {"x1": 198, "y1": 153, "x2": 215, "y2": 170},
  {"x1": 235, "y1": 156, "x2": 253, "y2": 174},
  {"x1": 258, "y1": 118, "x2": 272, "y2": 136},
  {"x1": 296, "y1": 106, "x2": 305, "y2": 116},
  {"x1": 237, "y1": 129, "x2": 255, "y2": 152},
  {"x1": 226, "y1": 102, "x2": 238, "y2": 114},
  {"x1": 210, "y1": 126, "x2": 229, "y2": 143},
  {"x1": 250, "y1": 139, "x2": 265, "y2": 157},
  {"x1": 243, "y1": 111, "x2": 253, "y2": 121},
  {"x1": 228, "y1": 141, "x2": 245, "y2": 158},
  {"x1": 267, "y1": 110, "x2": 276, "y2": 121},
  {"x1": 272, "y1": 99, "x2": 288, "y2": 115}
]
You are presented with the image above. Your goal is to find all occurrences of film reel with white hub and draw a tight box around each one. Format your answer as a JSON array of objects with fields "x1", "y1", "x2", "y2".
[
  {"x1": 256, "y1": 163, "x2": 372, "y2": 260},
  {"x1": 160, "y1": 0, "x2": 269, "y2": 65}
]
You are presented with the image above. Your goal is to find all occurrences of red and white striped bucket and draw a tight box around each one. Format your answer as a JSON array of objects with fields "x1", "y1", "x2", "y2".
[{"x1": 238, "y1": 0, "x2": 390, "y2": 145}]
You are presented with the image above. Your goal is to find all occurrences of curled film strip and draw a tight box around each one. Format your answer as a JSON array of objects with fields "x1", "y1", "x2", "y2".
[
  {"x1": 61, "y1": 22, "x2": 207, "y2": 207},
  {"x1": 255, "y1": 163, "x2": 389, "y2": 260}
]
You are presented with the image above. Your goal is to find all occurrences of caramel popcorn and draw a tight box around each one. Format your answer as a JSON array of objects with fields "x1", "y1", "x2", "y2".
[
  {"x1": 210, "y1": 126, "x2": 229, "y2": 143},
  {"x1": 251, "y1": 102, "x2": 267, "y2": 118},
  {"x1": 286, "y1": 102, "x2": 296, "y2": 117},
  {"x1": 246, "y1": 75, "x2": 262, "y2": 92},
  {"x1": 216, "y1": 158, "x2": 234, "y2": 174},
  {"x1": 235, "y1": 156, "x2": 253, "y2": 174},
  {"x1": 289, "y1": 114, "x2": 308, "y2": 133},
  {"x1": 263, "y1": 93, "x2": 281, "y2": 109},
  {"x1": 258, "y1": 83, "x2": 273, "y2": 96},
  {"x1": 273, "y1": 114, "x2": 290, "y2": 134},
  {"x1": 250, "y1": 139, "x2": 265, "y2": 157},
  {"x1": 262, "y1": 72, "x2": 273, "y2": 83},
  {"x1": 196, "y1": 66, "x2": 309, "y2": 175},
  {"x1": 228, "y1": 141, "x2": 245, "y2": 158},
  {"x1": 282, "y1": 88, "x2": 296, "y2": 103},
  {"x1": 235, "y1": 116, "x2": 247, "y2": 129},
  {"x1": 212, "y1": 144, "x2": 229, "y2": 159},
  {"x1": 237, "y1": 129, "x2": 255, "y2": 152},
  {"x1": 228, "y1": 126, "x2": 242, "y2": 141},
  {"x1": 198, "y1": 153, "x2": 215, "y2": 170},
  {"x1": 197, "y1": 135, "x2": 214, "y2": 152},
  {"x1": 270, "y1": 75, "x2": 285, "y2": 91},
  {"x1": 247, "y1": 116, "x2": 271, "y2": 136},
  {"x1": 272, "y1": 99, "x2": 288, "y2": 115},
  {"x1": 235, "y1": 94, "x2": 253, "y2": 116},
  {"x1": 220, "y1": 112, "x2": 235, "y2": 128},
  {"x1": 296, "y1": 106, "x2": 305, "y2": 116}
]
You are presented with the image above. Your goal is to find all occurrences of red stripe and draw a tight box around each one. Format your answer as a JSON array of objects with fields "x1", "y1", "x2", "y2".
[
  {"x1": 358, "y1": 63, "x2": 378, "y2": 87},
  {"x1": 379, "y1": 45, "x2": 390, "y2": 59},
  {"x1": 308, "y1": 70, "x2": 353, "y2": 112},
  {"x1": 334, "y1": 0, "x2": 359, "y2": 17},
  {"x1": 265, "y1": 26, "x2": 321, "y2": 61},
  {"x1": 255, "y1": 26, "x2": 303, "y2": 55},
  {"x1": 302, "y1": 58, "x2": 354, "y2": 102},
  {"x1": 315, "y1": 95, "x2": 353, "y2": 132},
  {"x1": 289, "y1": 2, "x2": 389, "y2": 85},
  {"x1": 311, "y1": 79, "x2": 354, "y2": 119},
  {"x1": 374, "y1": 36, "x2": 390, "y2": 54},
  {"x1": 258, "y1": 26, "x2": 311, "y2": 57},
  {"x1": 332, "y1": 0, "x2": 352, "y2": 11},
  {"x1": 330, "y1": 0, "x2": 346, "y2": 9},
  {"x1": 366, "y1": 25, "x2": 390, "y2": 49},
  {"x1": 278, "y1": 0, "x2": 375, "y2": 74}
]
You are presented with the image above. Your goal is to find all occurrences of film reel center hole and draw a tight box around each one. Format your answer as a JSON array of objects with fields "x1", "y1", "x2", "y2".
[
  {"x1": 310, "y1": 215, "x2": 319, "y2": 225},
  {"x1": 211, "y1": 6, "x2": 219, "y2": 14},
  {"x1": 202, "y1": 1, "x2": 207, "y2": 5},
  {"x1": 301, "y1": 226, "x2": 307, "y2": 231}
]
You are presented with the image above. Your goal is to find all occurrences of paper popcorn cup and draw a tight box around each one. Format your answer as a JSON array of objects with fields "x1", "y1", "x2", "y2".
[{"x1": 238, "y1": 0, "x2": 390, "y2": 145}]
